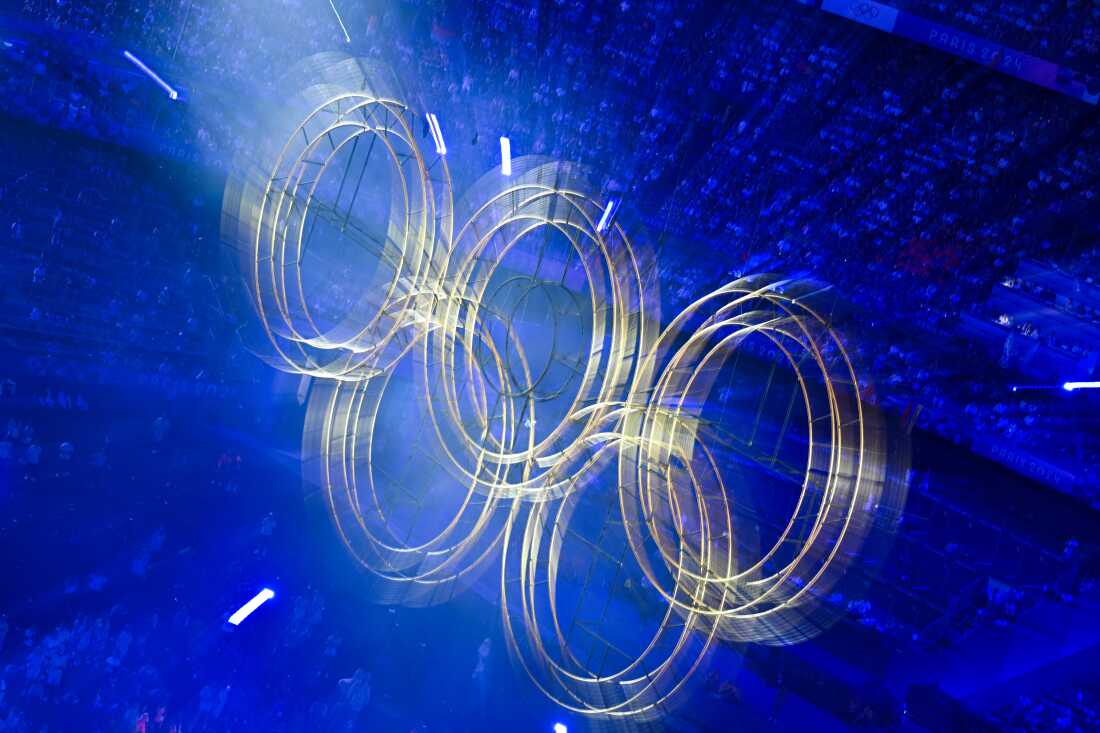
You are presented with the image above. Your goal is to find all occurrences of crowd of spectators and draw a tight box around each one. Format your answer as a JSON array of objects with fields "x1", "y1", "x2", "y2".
[
  {"x1": 0, "y1": 114, "x2": 482, "y2": 725},
  {"x1": 0, "y1": 107, "x2": 241, "y2": 398},
  {"x1": 996, "y1": 684, "x2": 1100, "y2": 733},
  {"x1": 0, "y1": 551, "x2": 378, "y2": 732}
]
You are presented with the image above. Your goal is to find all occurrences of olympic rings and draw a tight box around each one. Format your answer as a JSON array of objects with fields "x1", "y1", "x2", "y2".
[{"x1": 222, "y1": 53, "x2": 908, "y2": 720}]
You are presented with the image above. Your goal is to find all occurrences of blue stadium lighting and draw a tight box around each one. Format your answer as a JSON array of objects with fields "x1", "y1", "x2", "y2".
[
  {"x1": 1063, "y1": 381, "x2": 1100, "y2": 392},
  {"x1": 552, "y1": 724, "x2": 567, "y2": 733},
  {"x1": 426, "y1": 113, "x2": 447, "y2": 155},
  {"x1": 122, "y1": 50, "x2": 179, "y2": 100},
  {"x1": 328, "y1": 0, "x2": 351, "y2": 44},
  {"x1": 227, "y1": 587, "x2": 275, "y2": 626},
  {"x1": 500, "y1": 136, "x2": 512, "y2": 176},
  {"x1": 596, "y1": 198, "x2": 618, "y2": 234}
]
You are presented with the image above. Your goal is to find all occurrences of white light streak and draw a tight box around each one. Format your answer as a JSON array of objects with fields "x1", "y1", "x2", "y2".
[
  {"x1": 500, "y1": 136, "x2": 512, "y2": 175},
  {"x1": 1064, "y1": 381, "x2": 1100, "y2": 391},
  {"x1": 328, "y1": 0, "x2": 351, "y2": 44},
  {"x1": 426, "y1": 113, "x2": 447, "y2": 155},
  {"x1": 122, "y1": 51, "x2": 179, "y2": 100},
  {"x1": 227, "y1": 588, "x2": 275, "y2": 626},
  {"x1": 596, "y1": 199, "x2": 618, "y2": 234}
]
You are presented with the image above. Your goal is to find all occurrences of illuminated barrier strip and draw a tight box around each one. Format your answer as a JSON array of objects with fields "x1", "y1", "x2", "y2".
[
  {"x1": 815, "y1": 0, "x2": 1098, "y2": 105},
  {"x1": 227, "y1": 588, "x2": 275, "y2": 626},
  {"x1": 970, "y1": 434, "x2": 1079, "y2": 493}
]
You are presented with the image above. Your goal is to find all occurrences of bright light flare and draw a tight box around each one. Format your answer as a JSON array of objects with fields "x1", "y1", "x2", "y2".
[
  {"x1": 227, "y1": 588, "x2": 275, "y2": 626},
  {"x1": 500, "y1": 136, "x2": 512, "y2": 175},
  {"x1": 426, "y1": 113, "x2": 447, "y2": 155},
  {"x1": 1064, "y1": 381, "x2": 1100, "y2": 392},
  {"x1": 122, "y1": 50, "x2": 179, "y2": 100},
  {"x1": 596, "y1": 198, "x2": 618, "y2": 234},
  {"x1": 553, "y1": 724, "x2": 568, "y2": 733}
]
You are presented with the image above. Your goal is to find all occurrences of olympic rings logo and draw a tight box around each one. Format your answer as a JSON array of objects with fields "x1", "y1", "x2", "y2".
[
  {"x1": 222, "y1": 53, "x2": 908, "y2": 720},
  {"x1": 852, "y1": 2, "x2": 881, "y2": 20}
]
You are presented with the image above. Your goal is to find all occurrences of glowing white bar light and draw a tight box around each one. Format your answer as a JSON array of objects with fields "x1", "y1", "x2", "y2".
[
  {"x1": 434, "y1": 115, "x2": 447, "y2": 155},
  {"x1": 553, "y1": 724, "x2": 567, "y2": 733},
  {"x1": 122, "y1": 51, "x2": 179, "y2": 100},
  {"x1": 328, "y1": 0, "x2": 351, "y2": 43},
  {"x1": 426, "y1": 113, "x2": 447, "y2": 155},
  {"x1": 1064, "y1": 381, "x2": 1100, "y2": 391},
  {"x1": 596, "y1": 199, "x2": 618, "y2": 234},
  {"x1": 500, "y1": 136, "x2": 512, "y2": 175},
  {"x1": 227, "y1": 588, "x2": 275, "y2": 626}
]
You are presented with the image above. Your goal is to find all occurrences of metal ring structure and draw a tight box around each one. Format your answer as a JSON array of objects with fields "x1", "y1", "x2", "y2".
[
  {"x1": 618, "y1": 276, "x2": 902, "y2": 645},
  {"x1": 222, "y1": 53, "x2": 453, "y2": 380},
  {"x1": 498, "y1": 276, "x2": 906, "y2": 718},
  {"x1": 302, "y1": 361, "x2": 512, "y2": 607},
  {"x1": 422, "y1": 159, "x2": 660, "y2": 502},
  {"x1": 223, "y1": 53, "x2": 909, "y2": 723},
  {"x1": 300, "y1": 157, "x2": 662, "y2": 605}
]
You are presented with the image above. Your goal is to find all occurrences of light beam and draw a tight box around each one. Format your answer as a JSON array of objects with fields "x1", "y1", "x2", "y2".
[
  {"x1": 227, "y1": 587, "x2": 275, "y2": 626},
  {"x1": 122, "y1": 50, "x2": 179, "y2": 100},
  {"x1": 426, "y1": 113, "x2": 447, "y2": 155},
  {"x1": 328, "y1": 0, "x2": 351, "y2": 44},
  {"x1": 596, "y1": 198, "x2": 618, "y2": 234},
  {"x1": 500, "y1": 136, "x2": 512, "y2": 175},
  {"x1": 1064, "y1": 381, "x2": 1100, "y2": 391}
]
